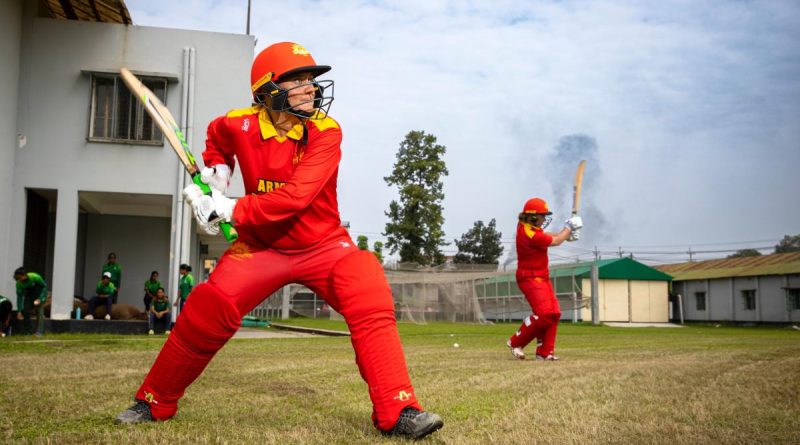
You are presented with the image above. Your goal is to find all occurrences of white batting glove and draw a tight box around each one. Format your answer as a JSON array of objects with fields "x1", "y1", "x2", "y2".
[
  {"x1": 183, "y1": 184, "x2": 236, "y2": 235},
  {"x1": 568, "y1": 228, "x2": 581, "y2": 241},
  {"x1": 199, "y1": 164, "x2": 231, "y2": 194},
  {"x1": 565, "y1": 215, "x2": 583, "y2": 232}
]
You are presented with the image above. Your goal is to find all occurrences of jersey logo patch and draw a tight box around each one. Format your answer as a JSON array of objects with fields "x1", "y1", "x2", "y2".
[
  {"x1": 256, "y1": 179, "x2": 287, "y2": 193},
  {"x1": 242, "y1": 118, "x2": 250, "y2": 133}
]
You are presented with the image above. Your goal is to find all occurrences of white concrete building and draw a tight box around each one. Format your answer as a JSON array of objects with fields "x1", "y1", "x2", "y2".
[
  {"x1": 657, "y1": 252, "x2": 800, "y2": 323},
  {"x1": 1, "y1": 0, "x2": 254, "y2": 319}
]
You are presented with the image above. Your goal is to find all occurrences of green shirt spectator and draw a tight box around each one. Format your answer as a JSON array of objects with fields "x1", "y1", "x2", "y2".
[
  {"x1": 175, "y1": 264, "x2": 194, "y2": 314},
  {"x1": 13, "y1": 267, "x2": 47, "y2": 335},
  {"x1": 102, "y1": 252, "x2": 122, "y2": 303},
  {"x1": 152, "y1": 295, "x2": 170, "y2": 313},
  {"x1": 149, "y1": 288, "x2": 171, "y2": 335},
  {"x1": 85, "y1": 272, "x2": 116, "y2": 320},
  {"x1": 178, "y1": 268, "x2": 194, "y2": 301},
  {"x1": 96, "y1": 279, "x2": 117, "y2": 297},
  {"x1": 143, "y1": 271, "x2": 161, "y2": 312}
]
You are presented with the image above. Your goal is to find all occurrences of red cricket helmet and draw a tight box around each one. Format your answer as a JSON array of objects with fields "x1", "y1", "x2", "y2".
[
  {"x1": 522, "y1": 198, "x2": 552, "y2": 215},
  {"x1": 519, "y1": 197, "x2": 553, "y2": 228},
  {"x1": 250, "y1": 42, "x2": 334, "y2": 118}
]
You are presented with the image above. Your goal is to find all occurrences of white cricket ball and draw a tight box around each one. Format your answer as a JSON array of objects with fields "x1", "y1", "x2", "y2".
[{"x1": 453, "y1": 343, "x2": 460, "y2": 348}]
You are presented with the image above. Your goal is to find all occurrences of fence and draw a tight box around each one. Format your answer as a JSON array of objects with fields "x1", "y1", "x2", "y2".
[{"x1": 246, "y1": 264, "x2": 591, "y2": 323}]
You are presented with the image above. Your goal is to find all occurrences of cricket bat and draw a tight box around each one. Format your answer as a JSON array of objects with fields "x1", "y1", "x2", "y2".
[
  {"x1": 119, "y1": 68, "x2": 237, "y2": 242},
  {"x1": 571, "y1": 160, "x2": 586, "y2": 216}
]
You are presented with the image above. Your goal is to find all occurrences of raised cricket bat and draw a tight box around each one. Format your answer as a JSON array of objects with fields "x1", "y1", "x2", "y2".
[
  {"x1": 119, "y1": 68, "x2": 237, "y2": 242},
  {"x1": 571, "y1": 160, "x2": 586, "y2": 216}
]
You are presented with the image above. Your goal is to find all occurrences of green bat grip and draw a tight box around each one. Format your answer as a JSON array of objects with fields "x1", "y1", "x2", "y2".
[{"x1": 192, "y1": 174, "x2": 238, "y2": 242}]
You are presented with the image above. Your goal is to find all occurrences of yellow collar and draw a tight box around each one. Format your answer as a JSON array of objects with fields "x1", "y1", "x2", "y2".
[
  {"x1": 521, "y1": 222, "x2": 541, "y2": 239},
  {"x1": 258, "y1": 108, "x2": 305, "y2": 141}
]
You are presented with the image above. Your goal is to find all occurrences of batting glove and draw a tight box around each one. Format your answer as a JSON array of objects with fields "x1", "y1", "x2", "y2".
[
  {"x1": 199, "y1": 164, "x2": 231, "y2": 194},
  {"x1": 568, "y1": 228, "x2": 581, "y2": 242},
  {"x1": 565, "y1": 215, "x2": 583, "y2": 232},
  {"x1": 183, "y1": 184, "x2": 236, "y2": 235}
]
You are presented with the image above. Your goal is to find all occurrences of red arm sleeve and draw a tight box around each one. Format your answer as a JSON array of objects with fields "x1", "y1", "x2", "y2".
[
  {"x1": 203, "y1": 116, "x2": 237, "y2": 173},
  {"x1": 232, "y1": 127, "x2": 342, "y2": 226}
]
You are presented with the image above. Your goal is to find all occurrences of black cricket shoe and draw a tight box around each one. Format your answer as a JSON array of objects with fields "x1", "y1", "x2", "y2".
[
  {"x1": 382, "y1": 407, "x2": 444, "y2": 440},
  {"x1": 114, "y1": 399, "x2": 153, "y2": 424}
]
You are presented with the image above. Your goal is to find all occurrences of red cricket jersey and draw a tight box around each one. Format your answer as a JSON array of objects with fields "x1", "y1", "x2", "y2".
[
  {"x1": 515, "y1": 223, "x2": 553, "y2": 278},
  {"x1": 203, "y1": 106, "x2": 348, "y2": 251}
]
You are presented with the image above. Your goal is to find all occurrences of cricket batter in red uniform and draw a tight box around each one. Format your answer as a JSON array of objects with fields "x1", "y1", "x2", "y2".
[
  {"x1": 507, "y1": 197, "x2": 582, "y2": 361},
  {"x1": 116, "y1": 42, "x2": 443, "y2": 439}
]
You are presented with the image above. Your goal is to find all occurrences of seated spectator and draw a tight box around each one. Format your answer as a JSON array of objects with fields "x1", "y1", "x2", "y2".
[
  {"x1": 148, "y1": 288, "x2": 171, "y2": 335},
  {"x1": 0, "y1": 294, "x2": 12, "y2": 337},
  {"x1": 13, "y1": 267, "x2": 48, "y2": 336},
  {"x1": 143, "y1": 271, "x2": 161, "y2": 312},
  {"x1": 85, "y1": 272, "x2": 116, "y2": 320}
]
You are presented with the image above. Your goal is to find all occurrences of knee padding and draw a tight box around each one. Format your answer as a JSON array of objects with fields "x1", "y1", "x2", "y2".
[
  {"x1": 173, "y1": 283, "x2": 241, "y2": 353},
  {"x1": 330, "y1": 250, "x2": 394, "y2": 318},
  {"x1": 538, "y1": 312, "x2": 561, "y2": 328}
]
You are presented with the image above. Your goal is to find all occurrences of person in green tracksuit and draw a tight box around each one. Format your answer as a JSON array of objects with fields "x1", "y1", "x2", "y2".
[
  {"x1": 148, "y1": 288, "x2": 171, "y2": 335},
  {"x1": 85, "y1": 272, "x2": 116, "y2": 320},
  {"x1": 143, "y1": 271, "x2": 161, "y2": 312},
  {"x1": 13, "y1": 267, "x2": 48, "y2": 336},
  {"x1": 174, "y1": 264, "x2": 194, "y2": 315},
  {"x1": 102, "y1": 252, "x2": 122, "y2": 304}
]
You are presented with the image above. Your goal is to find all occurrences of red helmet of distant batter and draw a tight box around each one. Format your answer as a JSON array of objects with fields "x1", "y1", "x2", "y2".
[
  {"x1": 522, "y1": 198, "x2": 552, "y2": 215},
  {"x1": 250, "y1": 42, "x2": 334, "y2": 118}
]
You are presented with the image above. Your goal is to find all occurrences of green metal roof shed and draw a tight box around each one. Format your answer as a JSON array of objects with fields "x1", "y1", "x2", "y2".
[{"x1": 552, "y1": 258, "x2": 673, "y2": 282}]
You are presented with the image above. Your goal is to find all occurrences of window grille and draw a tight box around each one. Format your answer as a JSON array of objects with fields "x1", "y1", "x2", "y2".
[{"x1": 89, "y1": 73, "x2": 166, "y2": 144}]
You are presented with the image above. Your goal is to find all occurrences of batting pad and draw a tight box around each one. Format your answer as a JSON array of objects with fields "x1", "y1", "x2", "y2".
[
  {"x1": 330, "y1": 250, "x2": 423, "y2": 431},
  {"x1": 136, "y1": 283, "x2": 241, "y2": 420}
]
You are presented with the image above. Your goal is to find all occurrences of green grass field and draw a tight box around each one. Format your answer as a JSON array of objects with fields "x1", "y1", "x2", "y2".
[{"x1": 1, "y1": 321, "x2": 798, "y2": 444}]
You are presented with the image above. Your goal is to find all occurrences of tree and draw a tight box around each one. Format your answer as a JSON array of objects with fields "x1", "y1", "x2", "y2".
[
  {"x1": 775, "y1": 234, "x2": 800, "y2": 253},
  {"x1": 453, "y1": 219, "x2": 504, "y2": 264},
  {"x1": 727, "y1": 249, "x2": 762, "y2": 258},
  {"x1": 356, "y1": 235, "x2": 384, "y2": 263},
  {"x1": 373, "y1": 241, "x2": 384, "y2": 264},
  {"x1": 384, "y1": 130, "x2": 449, "y2": 266}
]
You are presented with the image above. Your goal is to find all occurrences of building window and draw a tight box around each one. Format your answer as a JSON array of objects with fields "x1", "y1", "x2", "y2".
[
  {"x1": 695, "y1": 292, "x2": 706, "y2": 311},
  {"x1": 788, "y1": 289, "x2": 800, "y2": 311},
  {"x1": 89, "y1": 73, "x2": 166, "y2": 144},
  {"x1": 741, "y1": 289, "x2": 756, "y2": 311}
]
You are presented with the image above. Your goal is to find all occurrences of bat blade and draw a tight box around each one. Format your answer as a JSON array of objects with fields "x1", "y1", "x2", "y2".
[
  {"x1": 119, "y1": 68, "x2": 199, "y2": 175},
  {"x1": 119, "y1": 67, "x2": 237, "y2": 242},
  {"x1": 571, "y1": 160, "x2": 586, "y2": 216}
]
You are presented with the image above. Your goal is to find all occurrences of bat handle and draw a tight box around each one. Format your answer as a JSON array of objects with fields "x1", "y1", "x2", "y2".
[
  {"x1": 193, "y1": 175, "x2": 239, "y2": 242},
  {"x1": 219, "y1": 221, "x2": 238, "y2": 242}
]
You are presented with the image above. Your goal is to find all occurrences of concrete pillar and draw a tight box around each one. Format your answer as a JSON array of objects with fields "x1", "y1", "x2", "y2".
[
  {"x1": 51, "y1": 188, "x2": 78, "y2": 319},
  {"x1": 0, "y1": 0, "x2": 23, "y2": 299}
]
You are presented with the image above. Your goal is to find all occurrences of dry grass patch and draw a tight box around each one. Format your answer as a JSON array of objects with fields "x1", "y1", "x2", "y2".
[{"x1": 0, "y1": 323, "x2": 798, "y2": 444}]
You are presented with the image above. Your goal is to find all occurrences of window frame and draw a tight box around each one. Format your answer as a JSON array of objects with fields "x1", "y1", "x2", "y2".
[
  {"x1": 787, "y1": 288, "x2": 800, "y2": 311},
  {"x1": 87, "y1": 72, "x2": 167, "y2": 145},
  {"x1": 741, "y1": 289, "x2": 757, "y2": 311},
  {"x1": 694, "y1": 291, "x2": 706, "y2": 311}
]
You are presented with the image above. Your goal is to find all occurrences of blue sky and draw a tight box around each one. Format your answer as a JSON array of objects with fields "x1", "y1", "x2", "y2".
[{"x1": 126, "y1": 0, "x2": 800, "y2": 264}]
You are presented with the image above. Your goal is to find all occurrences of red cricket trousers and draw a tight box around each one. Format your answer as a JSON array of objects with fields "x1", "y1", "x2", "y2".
[
  {"x1": 508, "y1": 273, "x2": 561, "y2": 357},
  {"x1": 135, "y1": 232, "x2": 421, "y2": 431}
]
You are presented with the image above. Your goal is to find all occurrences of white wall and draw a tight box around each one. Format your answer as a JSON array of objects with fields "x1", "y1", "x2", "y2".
[
  {"x1": 82, "y1": 214, "x2": 171, "y2": 310},
  {"x1": 10, "y1": 14, "x2": 254, "y2": 318},
  {"x1": 675, "y1": 274, "x2": 800, "y2": 323}
]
